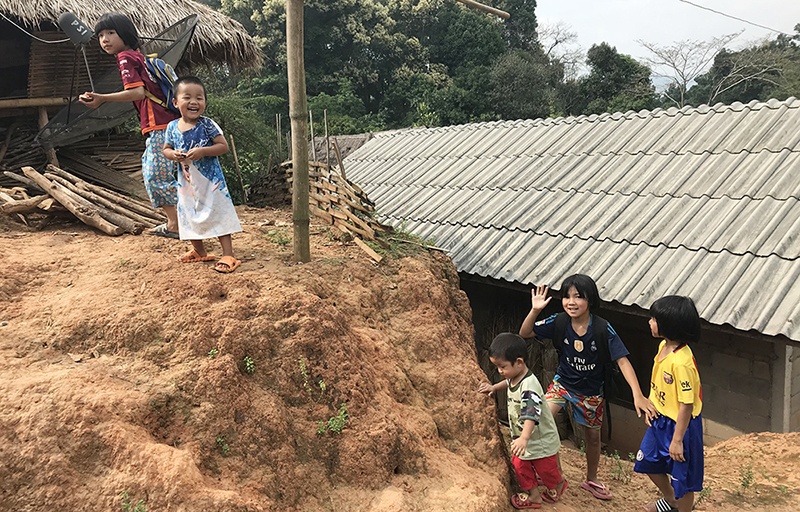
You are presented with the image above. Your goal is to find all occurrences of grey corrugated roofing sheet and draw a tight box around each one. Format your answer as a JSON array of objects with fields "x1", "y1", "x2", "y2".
[{"x1": 345, "y1": 97, "x2": 800, "y2": 341}]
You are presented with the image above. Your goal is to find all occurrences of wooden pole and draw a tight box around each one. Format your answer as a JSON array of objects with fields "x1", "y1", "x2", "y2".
[
  {"x1": 309, "y1": 110, "x2": 316, "y2": 163},
  {"x1": 37, "y1": 107, "x2": 59, "y2": 167},
  {"x1": 332, "y1": 139, "x2": 346, "y2": 181},
  {"x1": 452, "y1": 0, "x2": 510, "y2": 19},
  {"x1": 276, "y1": 114, "x2": 282, "y2": 161},
  {"x1": 0, "y1": 97, "x2": 69, "y2": 108},
  {"x1": 286, "y1": 0, "x2": 311, "y2": 263},
  {"x1": 324, "y1": 109, "x2": 330, "y2": 171},
  {"x1": 228, "y1": 134, "x2": 247, "y2": 205}
]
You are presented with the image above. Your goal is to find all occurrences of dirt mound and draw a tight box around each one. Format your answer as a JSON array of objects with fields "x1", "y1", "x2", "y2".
[
  {"x1": 0, "y1": 207, "x2": 508, "y2": 511},
  {"x1": 1, "y1": 207, "x2": 798, "y2": 512}
]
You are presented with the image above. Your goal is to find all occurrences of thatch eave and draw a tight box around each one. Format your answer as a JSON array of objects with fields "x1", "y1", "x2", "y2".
[{"x1": 0, "y1": 0, "x2": 262, "y2": 69}]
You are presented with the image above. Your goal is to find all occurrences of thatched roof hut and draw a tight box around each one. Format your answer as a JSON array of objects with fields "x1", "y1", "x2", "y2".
[
  {"x1": 0, "y1": 0, "x2": 262, "y2": 70},
  {"x1": 0, "y1": 1, "x2": 262, "y2": 190}
]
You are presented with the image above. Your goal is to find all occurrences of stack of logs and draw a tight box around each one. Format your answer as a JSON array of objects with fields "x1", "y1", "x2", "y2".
[{"x1": 1, "y1": 165, "x2": 165, "y2": 235}]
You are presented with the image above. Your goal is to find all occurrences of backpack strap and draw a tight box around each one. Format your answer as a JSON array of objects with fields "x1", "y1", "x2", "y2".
[
  {"x1": 590, "y1": 315, "x2": 617, "y2": 440},
  {"x1": 551, "y1": 312, "x2": 570, "y2": 354},
  {"x1": 143, "y1": 89, "x2": 169, "y2": 109}
]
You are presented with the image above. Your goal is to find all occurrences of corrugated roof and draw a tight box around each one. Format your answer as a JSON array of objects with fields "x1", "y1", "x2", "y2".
[{"x1": 345, "y1": 97, "x2": 800, "y2": 341}]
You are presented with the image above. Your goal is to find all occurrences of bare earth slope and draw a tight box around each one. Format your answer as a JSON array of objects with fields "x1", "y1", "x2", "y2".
[{"x1": 0, "y1": 207, "x2": 798, "y2": 512}]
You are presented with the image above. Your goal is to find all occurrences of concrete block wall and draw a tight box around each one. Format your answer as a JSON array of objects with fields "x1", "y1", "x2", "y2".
[
  {"x1": 791, "y1": 348, "x2": 800, "y2": 431},
  {"x1": 607, "y1": 308, "x2": 777, "y2": 445},
  {"x1": 693, "y1": 329, "x2": 773, "y2": 439}
]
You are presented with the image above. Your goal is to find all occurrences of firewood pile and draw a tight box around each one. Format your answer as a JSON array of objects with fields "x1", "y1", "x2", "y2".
[
  {"x1": 249, "y1": 162, "x2": 290, "y2": 208},
  {"x1": 0, "y1": 122, "x2": 47, "y2": 184},
  {"x1": 284, "y1": 160, "x2": 393, "y2": 258},
  {"x1": 1, "y1": 165, "x2": 165, "y2": 235}
]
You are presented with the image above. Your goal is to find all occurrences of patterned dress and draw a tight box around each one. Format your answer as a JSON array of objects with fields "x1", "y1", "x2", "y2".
[{"x1": 163, "y1": 117, "x2": 242, "y2": 240}]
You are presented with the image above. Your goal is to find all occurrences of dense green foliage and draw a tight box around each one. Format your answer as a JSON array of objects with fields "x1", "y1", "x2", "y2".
[{"x1": 185, "y1": 1, "x2": 799, "y2": 201}]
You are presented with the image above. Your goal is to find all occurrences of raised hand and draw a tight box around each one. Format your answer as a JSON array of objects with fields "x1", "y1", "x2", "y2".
[{"x1": 531, "y1": 285, "x2": 552, "y2": 311}]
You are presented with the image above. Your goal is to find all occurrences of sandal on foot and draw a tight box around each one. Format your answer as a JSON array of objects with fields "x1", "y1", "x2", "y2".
[
  {"x1": 215, "y1": 256, "x2": 241, "y2": 273},
  {"x1": 510, "y1": 492, "x2": 542, "y2": 509},
  {"x1": 542, "y1": 478, "x2": 568, "y2": 503},
  {"x1": 150, "y1": 224, "x2": 179, "y2": 239},
  {"x1": 645, "y1": 498, "x2": 678, "y2": 512},
  {"x1": 179, "y1": 249, "x2": 216, "y2": 263},
  {"x1": 581, "y1": 480, "x2": 612, "y2": 500}
]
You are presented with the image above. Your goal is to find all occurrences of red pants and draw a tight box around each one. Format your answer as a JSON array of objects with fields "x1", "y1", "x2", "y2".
[{"x1": 512, "y1": 453, "x2": 562, "y2": 491}]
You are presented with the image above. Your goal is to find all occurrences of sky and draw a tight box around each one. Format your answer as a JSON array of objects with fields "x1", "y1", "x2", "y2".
[{"x1": 536, "y1": 0, "x2": 800, "y2": 81}]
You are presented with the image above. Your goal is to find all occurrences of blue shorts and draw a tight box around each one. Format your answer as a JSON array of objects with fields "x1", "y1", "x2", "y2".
[{"x1": 634, "y1": 413, "x2": 704, "y2": 499}]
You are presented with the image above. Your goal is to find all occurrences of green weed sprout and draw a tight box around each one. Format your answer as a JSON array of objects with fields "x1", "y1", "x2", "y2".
[
  {"x1": 318, "y1": 402, "x2": 348, "y2": 434},
  {"x1": 208, "y1": 349, "x2": 219, "y2": 359},
  {"x1": 216, "y1": 437, "x2": 230, "y2": 454},
  {"x1": 243, "y1": 356, "x2": 255, "y2": 374},
  {"x1": 120, "y1": 490, "x2": 146, "y2": 512}
]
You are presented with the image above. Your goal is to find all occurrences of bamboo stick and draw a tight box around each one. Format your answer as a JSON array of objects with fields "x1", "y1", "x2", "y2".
[
  {"x1": 228, "y1": 134, "x2": 247, "y2": 205},
  {"x1": 287, "y1": 0, "x2": 311, "y2": 263},
  {"x1": 332, "y1": 139, "x2": 346, "y2": 181},
  {"x1": 453, "y1": 0, "x2": 510, "y2": 19}
]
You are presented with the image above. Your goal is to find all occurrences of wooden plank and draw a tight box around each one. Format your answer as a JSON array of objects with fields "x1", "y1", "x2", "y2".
[
  {"x1": 333, "y1": 218, "x2": 369, "y2": 239},
  {"x1": 353, "y1": 236, "x2": 382, "y2": 263},
  {"x1": 57, "y1": 149, "x2": 146, "y2": 197},
  {"x1": 309, "y1": 204, "x2": 334, "y2": 224},
  {"x1": 0, "y1": 97, "x2": 69, "y2": 109}
]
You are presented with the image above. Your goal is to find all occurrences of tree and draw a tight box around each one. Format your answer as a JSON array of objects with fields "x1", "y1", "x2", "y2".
[
  {"x1": 577, "y1": 43, "x2": 656, "y2": 115},
  {"x1": 489, "y1": 48, "x2": 562, "y2": 120},
  {"x1": 685, "y1": 24, "x2": 800, "y2": 105},
  {"x1": 225, "y1": 0, "x2": 426, "y2": 111},
  {"x1": 538, "y1": 20, "x2": 584, "y2": 80},
  {"x1": 638, "y1": 32, "x2": 740, "y2": 107}
]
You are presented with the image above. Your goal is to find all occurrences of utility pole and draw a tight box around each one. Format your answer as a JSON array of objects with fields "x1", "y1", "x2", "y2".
[{"x1": 286, "y1": 0, "x2": 310, "y2": 262}]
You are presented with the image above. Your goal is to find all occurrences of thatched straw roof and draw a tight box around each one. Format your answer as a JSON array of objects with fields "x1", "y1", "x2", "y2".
[{"x1": 1, "y1": 0, "x2": 262, "y2": 69}]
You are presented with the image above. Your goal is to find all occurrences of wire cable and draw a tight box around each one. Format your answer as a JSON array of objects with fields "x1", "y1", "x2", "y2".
[
  {"x1": 676, "y1": 0, "x2": 792, "y2": 36},
  {"x1": 0, "y1": 12, "x2": 72, "y2": 43}
]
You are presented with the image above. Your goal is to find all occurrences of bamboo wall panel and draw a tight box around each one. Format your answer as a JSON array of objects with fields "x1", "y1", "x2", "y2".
[{"x1": 28, "y1": 32, "x2": 117, "y2": 99}]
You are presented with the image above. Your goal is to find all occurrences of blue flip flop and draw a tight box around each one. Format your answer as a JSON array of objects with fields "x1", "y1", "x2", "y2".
[{"x1": 150, "y1": 224, "x2": 179, "y2": 239}]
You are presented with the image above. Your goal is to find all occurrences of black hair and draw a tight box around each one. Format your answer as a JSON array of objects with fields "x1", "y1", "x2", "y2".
[
  {"x1": 650, "y1": 295, "x2": 701, "y2": 344},
  {"x1": 489, "y1": 333, "x2": 527, "y2": 364},
  {"x1": 94, "y1": 13, "x2": 139, "y2": 50},
  {"x1": 560, "y1": 273, "x2": 600, "y2": 309},
  {"x1": 173, "y1": 76, "x2": 206, "y2": 96}
]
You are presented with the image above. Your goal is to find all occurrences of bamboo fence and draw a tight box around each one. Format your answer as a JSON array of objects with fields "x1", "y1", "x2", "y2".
[{"x1": 284, "y1": 160, "x2": 393, "y2": 250}]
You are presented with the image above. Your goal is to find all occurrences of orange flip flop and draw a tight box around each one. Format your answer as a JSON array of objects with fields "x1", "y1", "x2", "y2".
[
  {"x1": 215, "y1": 256, "x2": 241, "y2": 273},
  {"x1": 179, "y1": 249, "x2": 216, "y2": 263}
]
